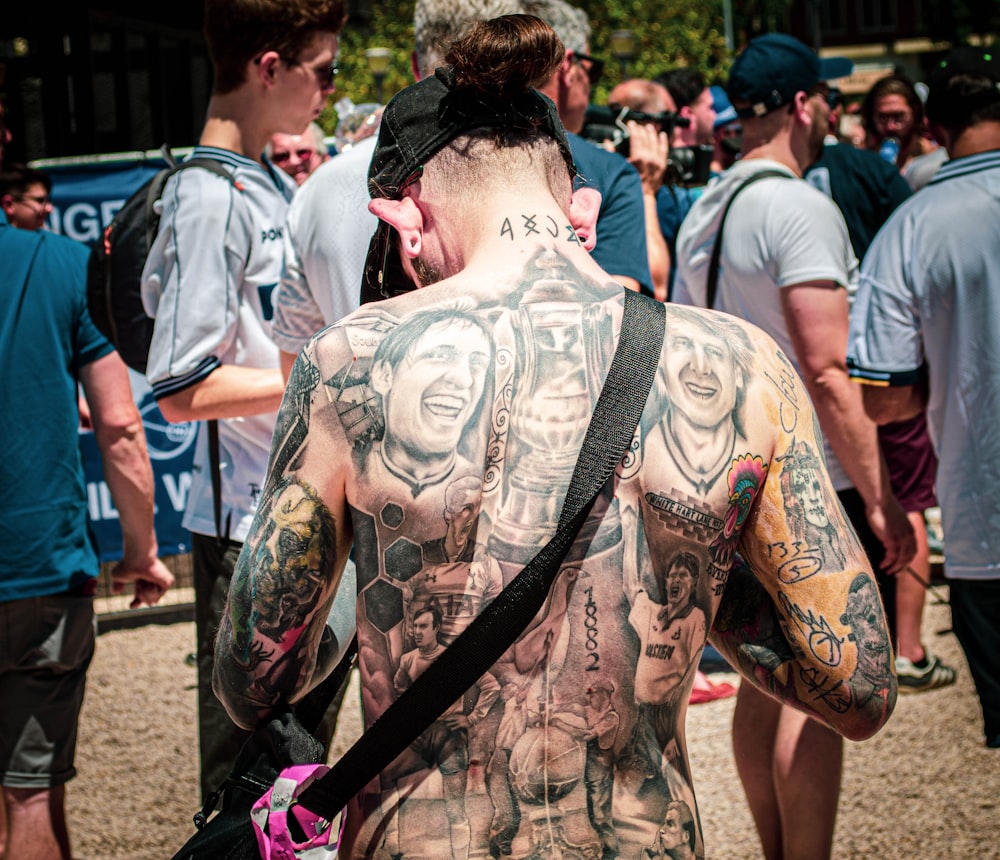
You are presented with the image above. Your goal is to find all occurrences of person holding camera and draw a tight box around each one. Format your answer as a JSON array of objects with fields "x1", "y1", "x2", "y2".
[{"x1": 601, "y1": 78, "x2": 675, "y2": 300}]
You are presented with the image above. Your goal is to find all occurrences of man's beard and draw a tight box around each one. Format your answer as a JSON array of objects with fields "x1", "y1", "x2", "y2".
[{"x1": 412, "y1": 255, "x2": 444, "y2": 288}]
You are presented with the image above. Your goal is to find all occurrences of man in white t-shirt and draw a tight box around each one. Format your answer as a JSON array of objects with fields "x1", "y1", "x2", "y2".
[
  {"x1": 672, "y1": 32, "x2": 914, "y2": 860},
  {"x1": 849, "y1": 47, "x2": 1000, "y2": 750}
]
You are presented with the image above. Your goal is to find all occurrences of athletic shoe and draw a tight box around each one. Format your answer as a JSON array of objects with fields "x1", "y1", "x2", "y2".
[{"x1": 896, "y1": 650, "x2": 958, "y2": 694}]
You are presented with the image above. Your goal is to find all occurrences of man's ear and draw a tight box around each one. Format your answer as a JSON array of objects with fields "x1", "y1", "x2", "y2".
[
  {"x1": 0, "y1": 194, "x2": 14, "y2": 216},
  {"x1": 254, "y1": 50, "x2": 282, "y2": 87},
  {"x1": 369, "y1": 196, "x2": 424, "y2": 259},
  {"x1": 410, "y1": 50, "x2": 423, "y2": 82},
  {"x1": 568, "y1": 186, "x2": 602, "y2": 251},
  {"x1": 557, "y1": 50, "x2": 576, "y2": 86},
  {"x1": 791, "y1": 90, "x2": 815, "y2": 126}
]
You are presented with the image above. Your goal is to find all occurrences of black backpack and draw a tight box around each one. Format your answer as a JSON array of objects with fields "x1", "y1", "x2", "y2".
[{"x1": 86, "y1": 145, "x2": 237, "y2": 374}]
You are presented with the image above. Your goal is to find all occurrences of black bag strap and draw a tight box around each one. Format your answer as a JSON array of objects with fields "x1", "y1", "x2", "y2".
[
  {"x1": 705, "y1": 168, "x2": 791, "y2": 310},
  {"x1": 296, "y1": 288, "x2": 666, "y2": 818},
  {"x1": 206, "y1": 419, "x2": 230, "y2": 543}
]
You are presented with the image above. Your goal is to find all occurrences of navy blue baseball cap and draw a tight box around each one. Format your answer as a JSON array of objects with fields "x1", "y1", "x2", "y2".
[{"x1": 727, "y1": 33, "x2": 853, "y2": 118}]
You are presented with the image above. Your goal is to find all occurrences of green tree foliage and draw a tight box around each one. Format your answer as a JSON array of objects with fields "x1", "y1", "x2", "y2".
[
  {"x1": 574, "y1": 0, "x2": 732, "y2": 101},
  {"x1": 320, "y1": 0, "x2": 749, "y2": 135}
]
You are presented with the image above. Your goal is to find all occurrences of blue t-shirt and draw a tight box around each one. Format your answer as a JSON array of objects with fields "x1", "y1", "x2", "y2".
[
  {"x1": 0, "y1": 213, "x2": 114, "y2": 601},
  {"x1": 657, "y1": 183, "x2": 705, "y2": 297},
  {"x1": 569, "y1": 133, "x2": 652, "y2": 294}
]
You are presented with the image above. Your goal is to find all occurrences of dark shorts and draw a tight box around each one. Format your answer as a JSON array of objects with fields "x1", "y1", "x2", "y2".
[
  {"x1": 878, "y1": 413, "x2": 938, "y2": 513},
  {"x1": 0, "y1": 590, "x2": 96, "y2": 788}
]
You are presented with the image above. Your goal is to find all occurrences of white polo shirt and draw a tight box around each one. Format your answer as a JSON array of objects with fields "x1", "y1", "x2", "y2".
[
  {"x1": 271, "y1": 135, "x2": 378, "y2": 356},
  {"x1": 848, "y1": 149, "x2": 1000, "y2": 580}
]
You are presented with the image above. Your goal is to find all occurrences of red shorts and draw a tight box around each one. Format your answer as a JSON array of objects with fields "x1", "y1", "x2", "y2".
[{"x1": 878, "y1": 413, "x2": 938, "y2": 513}]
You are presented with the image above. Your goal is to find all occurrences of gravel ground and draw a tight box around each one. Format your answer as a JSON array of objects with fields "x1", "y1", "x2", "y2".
[{"x1": 68, "y1": 585, "x2": 999, "y2": 859}]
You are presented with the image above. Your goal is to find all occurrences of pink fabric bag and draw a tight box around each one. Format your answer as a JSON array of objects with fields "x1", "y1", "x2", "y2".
[{"x1": 250, "y1": 764, "x2": 342, "y2": 860}]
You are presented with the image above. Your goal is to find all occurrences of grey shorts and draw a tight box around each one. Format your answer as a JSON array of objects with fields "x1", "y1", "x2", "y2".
[{"x1": 0, "y1": 591, "x2": 96, "y2": 788}]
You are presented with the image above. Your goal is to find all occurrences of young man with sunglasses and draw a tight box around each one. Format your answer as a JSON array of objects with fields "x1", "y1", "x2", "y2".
[
  {"x1": 672, "y1": 32, "x2": 914, "y2": 860},
  {"x1": 139, "y1": 0, "x2": 347, "y2": 803}
]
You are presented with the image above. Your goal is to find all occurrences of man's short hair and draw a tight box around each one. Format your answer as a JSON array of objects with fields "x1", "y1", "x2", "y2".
[
  {"x1": 304, "y1": 121, "x2": 328, "y2": 152},
  {"x1": 0, "y1": 163, "x2": 51, "y2": 199},
  {"x1": 203, "y1": 0, "x2": 347, "y2": 94},
  {"x1": 656, "y1": 68, "x2": 706, "y2": 110},
  {"x1": 414, "y1": 0, "x2": 526, "y2": 78},
  {"x1": 522, "y1": 0, "x2": 590, "y2": 54},
  {"x1": 925, "y1": 46, "x2": 1000, "y2": 131},
  {"x1": 727, "y1": 33, "x2": 852, "y2": 118},
  {"x1": 608, "y1": 79, "x2": 674, "y2": 114}
]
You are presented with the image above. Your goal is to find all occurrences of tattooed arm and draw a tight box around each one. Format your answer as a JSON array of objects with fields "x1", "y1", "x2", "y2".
[
  {"x1": 213, "y1": 345, "x2": 354, "y2": 729},
  {"x1": 710, "y1": 344, "x2": 897, "y2": 741}
]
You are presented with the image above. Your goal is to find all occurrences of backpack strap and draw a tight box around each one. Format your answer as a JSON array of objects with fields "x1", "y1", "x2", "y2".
[{"x1": 705, "y1": 168, "x2": 792, "y2": 309}]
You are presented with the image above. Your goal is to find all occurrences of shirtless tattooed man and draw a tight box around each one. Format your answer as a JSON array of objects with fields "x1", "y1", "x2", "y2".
[{"x1": 214, "y1": 15, "x2": 896, "y2": 860}]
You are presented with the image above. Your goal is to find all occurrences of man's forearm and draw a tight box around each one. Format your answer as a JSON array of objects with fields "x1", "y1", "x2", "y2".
[
  {"x1": 158, "y1": 364, "x2": 286, "y2": 423},
  {"x1": 805, "y1": 365, "x2": 889, "y2": 510},
  {"x1": 94, "y1": 411, "x2": 159, "y2": 568}
]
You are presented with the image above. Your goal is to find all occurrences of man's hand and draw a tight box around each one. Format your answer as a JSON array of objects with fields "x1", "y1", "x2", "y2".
[
  {"x1": 111, "y1": 557, "x2": 175, "y2": 608},
  {"x1": 865, "y1": 493, "x2": 916, "y2": 576},
  {"x1": 622, "y1": 120, "x2": 669, "y2": 195}
]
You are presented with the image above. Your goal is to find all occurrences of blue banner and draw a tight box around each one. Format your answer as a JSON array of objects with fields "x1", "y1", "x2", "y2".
[
  {"x1": 41, "y1": 153, "x2": 194, "y2": 561},
  {"x1": 41, "y1": 157, "x2": 166, "y2": 244}
]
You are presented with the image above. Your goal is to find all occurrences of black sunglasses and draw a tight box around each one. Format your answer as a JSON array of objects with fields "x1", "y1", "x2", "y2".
[
  {"x1": 809, "y1": 83, "x2": 843, "y2": 110},
  {"x1": 296, "y1": 59, "x2": 338, "y2": 90},
  {"x1": 572, "y1": 52, "x2": 605, "y2": 86},
  {"x1": 257, "y1": 54, "x2": 339, "y2": 90}
]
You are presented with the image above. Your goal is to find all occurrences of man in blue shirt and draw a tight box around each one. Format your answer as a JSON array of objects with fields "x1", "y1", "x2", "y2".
[{"x1": 0, "y1": 98, "x2": 173, "y2": 860}]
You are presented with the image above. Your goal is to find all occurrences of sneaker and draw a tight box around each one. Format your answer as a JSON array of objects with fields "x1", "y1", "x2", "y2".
[{"x1": 896, "y1": 650, "x2": 958, "y2": 693}]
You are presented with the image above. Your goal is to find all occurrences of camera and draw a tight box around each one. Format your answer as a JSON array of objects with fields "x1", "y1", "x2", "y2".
[
  {"x1": 580, "y1": 104, "x2": 686, "y2": 158},
  {"x1": 580, "y1": 104, "x2": 713, "y2": 187}
]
